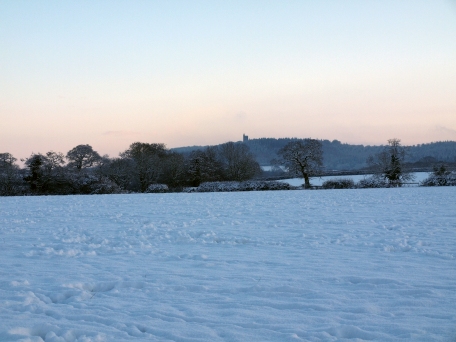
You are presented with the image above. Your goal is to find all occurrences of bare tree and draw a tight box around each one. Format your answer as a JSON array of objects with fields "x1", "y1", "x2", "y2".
[
  {"x1": 66, "y1": 144, "x2": 101, "y2": 170},
  {"x1": 44, "y1": 151, "x2": 65, "y2": 172},
  {"x1": 218, "y1": 142, "x2": 261, "y2": 181},
  {"x1": 102, "y1": 157, "x2": 135, "y2": 191},
  {"x1": 367, "y1": 138, "x2": 414, "y2": 186},
  {"x1": 278, "y1": 139, "x2": 323, "y2": 188},
  {"x1": 121, "y1": 142, "x2": 167, "y2": 192},
  {"x1": 0, "y1": 153, "x2": 17, "y2": 166},
  {"x1": 160, "y1": 152, "x2": 186, "y2": 188},
  {"x1": 0, "y1": 153, "x2": 22, "y2": 195},
  {"x1": 187, "y1": 147, "x2": 224, "y2": 186}
]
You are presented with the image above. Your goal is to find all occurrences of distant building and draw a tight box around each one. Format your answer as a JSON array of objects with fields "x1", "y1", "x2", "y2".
[{"x1": 243, "y1": 134, "x2": 249, "y2": 143}]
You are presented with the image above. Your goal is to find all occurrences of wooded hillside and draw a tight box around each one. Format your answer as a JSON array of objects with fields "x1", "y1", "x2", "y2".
[{"x1": 173, "y1": 139, "x2": 456, "y2": 171}]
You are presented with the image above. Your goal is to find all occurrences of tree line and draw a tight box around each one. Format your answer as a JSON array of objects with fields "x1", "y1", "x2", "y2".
[
  {"x1": 0, "y1": 141, "x2": 261, "y2": 196},
  {"x1": 1, "y1": 138, "x2": 453, "y2": 196}
]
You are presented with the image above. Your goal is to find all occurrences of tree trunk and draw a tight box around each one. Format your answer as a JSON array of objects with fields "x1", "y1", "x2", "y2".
[{"x1": 303, "y1": 173, "x2": 310, "y2": 188}]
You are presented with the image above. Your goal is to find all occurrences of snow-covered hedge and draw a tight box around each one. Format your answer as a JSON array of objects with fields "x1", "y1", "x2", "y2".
[
  {"x1": 89, "y1": 178, "x2": 123, "y2": 194},
  {"x1": 69, "y1": 174, "x2": 122, "y2": 195},
  {"x1": 237, "y1": 180, "x2": 292, "y2": 191},
  {"x1": 421, "y1": 172, "x2": 456, "y2": 186},
  {"x1": 357, "y1": 176, "x2": 388, "y2": 188},
  {"x1": 145, "y1": 184, "x2": 169, "y2": 193},
  {"x1": 185, "y1": 180, "x2": 291, "y2": 193},
  {"x1": 322, "y1": 178, "x2": 355, "y2": 189}
]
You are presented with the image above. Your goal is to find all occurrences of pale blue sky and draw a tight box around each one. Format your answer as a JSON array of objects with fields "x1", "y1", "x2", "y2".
[{"x1": 1, "y1": 1, "x2": 456, "y2": 159}]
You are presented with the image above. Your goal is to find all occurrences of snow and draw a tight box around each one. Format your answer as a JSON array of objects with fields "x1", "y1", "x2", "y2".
[{"x1": 1, "y1": 187, "x2": 455, "y2": 341}]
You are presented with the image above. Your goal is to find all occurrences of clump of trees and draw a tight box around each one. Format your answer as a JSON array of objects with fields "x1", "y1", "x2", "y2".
[
  {"x1": 19, "y1": 147, "x2": 120, "y2": 195},
  {"x1": 421, "y1": 164, "x2": 456, "y2": 186},
  {"x1": 187, "y1": 146, "x2": 224, "y2": 186},
  {"x1": 365, "y1": 138, "x2": 415, "y2": 187},
  {"x1": 0, "y1": 141, "x2": 261, "y2": 196}
]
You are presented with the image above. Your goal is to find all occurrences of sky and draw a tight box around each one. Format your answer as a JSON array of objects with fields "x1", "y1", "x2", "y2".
[{"x1": 1, "y1": 0, "x2": 456, "y2": 160}]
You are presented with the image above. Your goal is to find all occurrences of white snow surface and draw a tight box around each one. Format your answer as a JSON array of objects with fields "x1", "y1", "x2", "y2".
[{"x1": 1, "y1": 188, "x2": 455, "y2": 341}]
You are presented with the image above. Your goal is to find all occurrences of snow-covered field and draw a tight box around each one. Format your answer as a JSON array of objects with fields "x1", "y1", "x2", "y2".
[{"x1": 1, "y1": 188, "x2": 455, "y2": 341}]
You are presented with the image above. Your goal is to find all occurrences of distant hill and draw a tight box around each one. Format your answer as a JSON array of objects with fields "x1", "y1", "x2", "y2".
[{"x1": 172, "y1": 138, "x2": 456, "y2": 171}]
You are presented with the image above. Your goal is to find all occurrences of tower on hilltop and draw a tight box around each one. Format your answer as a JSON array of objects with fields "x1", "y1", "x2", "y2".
[{"x1": 243, "y1": 134, "x2": 249, "y2": 143}]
